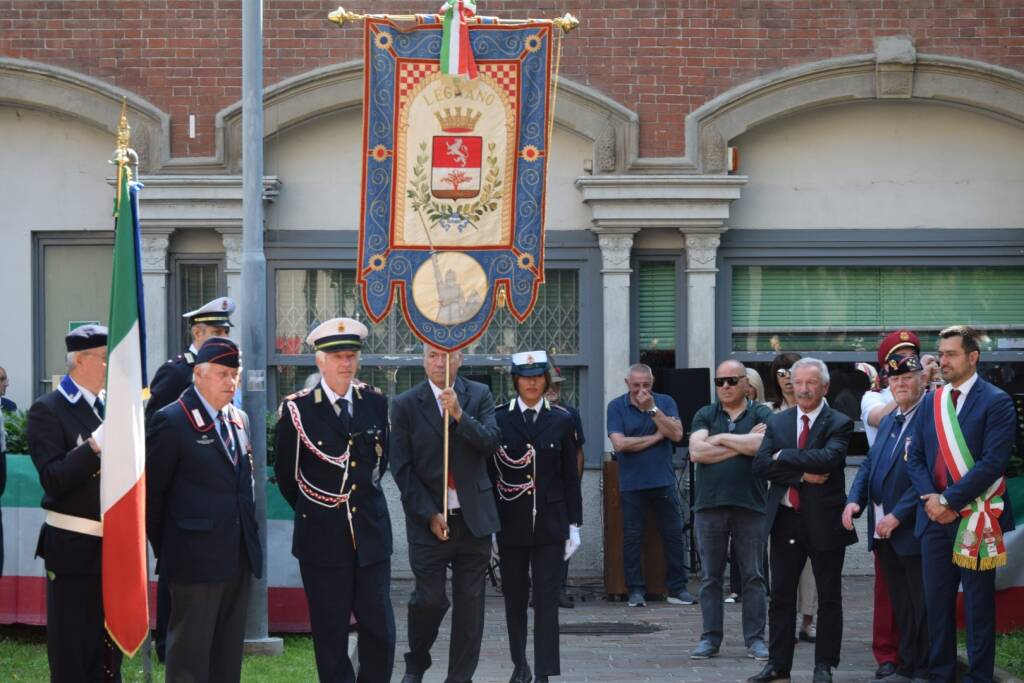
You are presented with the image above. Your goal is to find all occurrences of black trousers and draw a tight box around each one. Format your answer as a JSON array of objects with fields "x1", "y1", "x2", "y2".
[
  {"x1": 165, "y1": 555, "x2": 252, "y2": 683},
  {"x1": 154, "y1": 574, "x2": 171, "y2": 661},
  {"x1": 299, "y1": 559, "x2": 396, "y2": 683},
  {"x1": 875, "y1": 540, "x2": 928, "y2": 678},
  {"x1": 404, "y1": 513, "x2": 491, "y2": 683},
  {"x1": 767, "y1": 507, "x2": 846, "y2": 672},
  {"x1": 46, "y1": 572, "x2": 123, "y2": 683},
  {"x1": 499, "y1": 542, "x2": 564, "y2": 676}
]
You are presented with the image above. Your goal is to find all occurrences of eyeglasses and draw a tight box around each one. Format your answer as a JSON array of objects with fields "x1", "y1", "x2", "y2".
[
  {"x1": 714, "y1": 376, "x2": 744, "y2": 387},
  {"x1": 775, "y1": 368, "x2": 791, "y2": 378}
]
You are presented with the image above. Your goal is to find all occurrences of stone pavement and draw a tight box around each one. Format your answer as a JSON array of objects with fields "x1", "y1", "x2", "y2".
[{"x1": 388, "y1": 576, "x2": 881, "y2": 683}]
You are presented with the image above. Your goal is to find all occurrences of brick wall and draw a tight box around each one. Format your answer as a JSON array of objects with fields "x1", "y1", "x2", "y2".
[{"x1": 3, "y1": 0, "x2": 1023, "y2": 159}]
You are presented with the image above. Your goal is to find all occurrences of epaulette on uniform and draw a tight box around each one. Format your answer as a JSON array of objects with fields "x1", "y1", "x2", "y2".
[
  {"x1": 166, "y1": 355, "x2": 183, "y2": 365},
  {"x1": 356, "y1": 382, "x2": 384, "y2": 395},
  {"x1": 284, "y1": 387, "x2": 313, "y2": 402},
  {"x1": 551, "y1": 403, "x2": 571, "y2": 415}
]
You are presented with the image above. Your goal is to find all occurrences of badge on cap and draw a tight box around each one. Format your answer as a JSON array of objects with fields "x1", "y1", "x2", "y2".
[{"x1": 307, "y1": 317, "x2": 368, "y2": 352}]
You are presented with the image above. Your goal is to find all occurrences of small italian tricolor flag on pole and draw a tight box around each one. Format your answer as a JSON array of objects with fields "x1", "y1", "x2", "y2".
[
  {"x1": 440, "y1": 0, "x2": 478, "y2": 79},
  {"x1": 102, "y1": 113, "x2": 150, "y2": 657}
]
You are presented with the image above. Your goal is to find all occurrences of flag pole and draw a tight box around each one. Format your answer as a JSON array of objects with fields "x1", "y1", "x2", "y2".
[{"x1": 443, "y1": 352, "x2": 451, "y2": 537}]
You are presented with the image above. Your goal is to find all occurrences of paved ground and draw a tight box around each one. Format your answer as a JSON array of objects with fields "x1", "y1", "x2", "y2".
[{"x1": 388, "y1": 576, "x2": 881, "y2": 683}]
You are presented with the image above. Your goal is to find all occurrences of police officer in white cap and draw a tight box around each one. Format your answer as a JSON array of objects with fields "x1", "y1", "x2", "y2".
[
  {"x1": 275, "y1": 317, "x2": 395, "y2": 683},
  {"x1": 146, "y1": 296, "x2": 235, "y2": 423},
  {"x1": 145, "y1": 295, "x2": 234, "y2": 661},
  {"x1": 492, "y1": 350, "x2": 582, "y2": 683}
]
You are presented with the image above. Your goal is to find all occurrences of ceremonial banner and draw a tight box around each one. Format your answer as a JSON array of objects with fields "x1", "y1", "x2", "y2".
[{"x1": 358, "y1": 15, "x2": 554, "y2": 350}]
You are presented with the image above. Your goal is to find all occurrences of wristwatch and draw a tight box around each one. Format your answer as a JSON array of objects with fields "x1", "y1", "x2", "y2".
[
  {"x1": 646, "y1": 406, "x2": 659, "y2": 417},
  {"x1": 938, "y1": 494, "x2": 950, "y2": 508}
]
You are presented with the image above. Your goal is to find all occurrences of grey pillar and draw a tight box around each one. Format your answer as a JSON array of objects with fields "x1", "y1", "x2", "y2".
[
  {"x1": 140, "y1": 229, "x2": 173, "y2": 369},
  {"x1": 683, "y1": 232, "x2": 722, "y2": 373},
  {"x1": 241, "y1": 0, "x2": 282, "y2": 656},
  {"x1": 595, "y1": 229, "x2": 636, "y2": 453}
]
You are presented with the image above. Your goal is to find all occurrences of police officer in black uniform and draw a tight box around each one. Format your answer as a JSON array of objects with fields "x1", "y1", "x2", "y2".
[
  {"x1": 492, "y1": 350, "x2": 583, "y2": 683},
  {"x1": 275, "y1": 317, "x2": 395, "y2": 683},
  {"x1": 27, "y1": 325, "x2": 122, "y2": 682},
  {"x1": 145, "y1": 295, "x2": 234, "y2": 660},
  {"x1": 145, "y1": 296, "x2": 234, "y2": 422},
  {"x1": 146, "y1": 338, "x2": 262, "y2": 683}
]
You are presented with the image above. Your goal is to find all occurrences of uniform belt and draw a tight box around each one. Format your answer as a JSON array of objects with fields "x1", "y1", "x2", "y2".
[
  {"x1": 46, "y1": 510, "x2": 103, "y2": 537},
  {"x1": 447, "y1": 507, "x2": 462, "y2": 517}
]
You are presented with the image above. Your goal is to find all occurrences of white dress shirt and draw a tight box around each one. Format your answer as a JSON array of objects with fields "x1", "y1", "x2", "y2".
[
  {"x1": 429, "y1": 379, "x2": 460, "y2": 510},
  {"x1": 780, "y1": 399, "x2": 826, "y2": 509}
]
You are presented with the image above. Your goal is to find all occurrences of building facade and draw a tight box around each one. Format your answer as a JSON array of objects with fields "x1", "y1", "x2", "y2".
[{"x1": 3, "y1": 2, "x2": 1024, "y2": 581}]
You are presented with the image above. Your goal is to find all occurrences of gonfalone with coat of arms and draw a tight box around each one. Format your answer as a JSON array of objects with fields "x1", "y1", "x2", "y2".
[{"x1": 347, "y1": 7, "x2": 575, "y2": 351}]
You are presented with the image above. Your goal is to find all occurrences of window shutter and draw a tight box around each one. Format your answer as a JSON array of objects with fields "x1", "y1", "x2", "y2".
[{"x1": 638, "y1": 261, "x2": 677, "y2": 351}]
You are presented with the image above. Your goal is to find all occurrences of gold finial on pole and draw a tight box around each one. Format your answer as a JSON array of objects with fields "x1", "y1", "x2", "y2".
[
  {"x1": 327, "y1": 6, "x2": 365, "y2": 28},
  {"x1": 551, "y1": 13, "x2": 580, "y2": 33},
  {"x1": 114, "y1": 98, "x2": 131, "y2": 166}
]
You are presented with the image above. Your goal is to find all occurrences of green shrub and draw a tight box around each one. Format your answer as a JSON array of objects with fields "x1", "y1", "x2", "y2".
[{"x1": 3, "y1": 410, "x2": 27, "y2": 454}]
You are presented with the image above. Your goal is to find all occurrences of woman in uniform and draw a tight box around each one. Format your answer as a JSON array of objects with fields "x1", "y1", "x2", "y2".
[{"x1": 491, "y1": 350, "x2": 583, "y2": 683}]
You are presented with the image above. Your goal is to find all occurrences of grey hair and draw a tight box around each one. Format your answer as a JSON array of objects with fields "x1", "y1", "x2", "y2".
[
  {"x1": 791, "y1": 357, "x2": 830, "y2": 384},
  {"x1": 66, "y1": 352, "x2": 78, "y2": 372},
  {"x1": 628, "y1": 363, "x2": 654, "y2": 378},
  {"x1": 303, "y1": 371, "x2": 323, "y2": 390}
]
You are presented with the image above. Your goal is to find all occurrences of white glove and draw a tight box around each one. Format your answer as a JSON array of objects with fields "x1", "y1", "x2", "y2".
[
  {"x1": 491, "y1": 533, "x2": 500, "y2": 562},
  {"x1": 90, "y1": 424, "x2": 105, "y2": 453},
  {"x1": 564, "y1": 524, "x2": 581, "y2": 561}
]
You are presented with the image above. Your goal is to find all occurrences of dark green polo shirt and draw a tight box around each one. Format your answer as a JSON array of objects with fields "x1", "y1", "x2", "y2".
[{"x1": 690, "y1": 399, "x2": 773, "y2": 513}]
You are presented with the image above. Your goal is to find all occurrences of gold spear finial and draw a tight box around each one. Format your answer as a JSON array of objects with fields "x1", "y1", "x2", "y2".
[
  {"x1": 552, "y1": 13, "x2": 580, "y2": 33},
  {"x1": 328, "y1": 6, "x2": 362, "y2": 28},
  {"x1": 114, "y1": 98, "x2": 131, "y2": 166}
]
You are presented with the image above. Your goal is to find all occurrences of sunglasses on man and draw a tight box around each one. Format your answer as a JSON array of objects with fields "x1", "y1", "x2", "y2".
[{"x1": 713, "y1": 376, "x2": 744, "y2": 387}]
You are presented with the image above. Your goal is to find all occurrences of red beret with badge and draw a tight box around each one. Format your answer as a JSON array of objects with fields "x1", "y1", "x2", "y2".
[{"x1": 877, "y1": 330, "x2": 921, "y2": 367}]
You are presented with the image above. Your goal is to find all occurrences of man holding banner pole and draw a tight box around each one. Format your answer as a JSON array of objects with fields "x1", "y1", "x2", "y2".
[
  {"x1": 390, "y1": 345, "x2": 501, "y2": 683},
  {"x1": 906, "y1": 325, "x2": 1016, "y2": 683}
]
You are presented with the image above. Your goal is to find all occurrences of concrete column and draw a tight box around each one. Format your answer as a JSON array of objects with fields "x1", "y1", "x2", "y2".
[
  {"x1": 596, "y1": 229, "x2": 637, "y2": 452},
  {"x1": 218, "y1": 229, "x2": 244, "y2": 332},
  {"x1": 683, "y1": 232, "x2": 721, "y2": 372},
  {"x1": 140, "y1": 229, "x2": 173, "y2": 370}
]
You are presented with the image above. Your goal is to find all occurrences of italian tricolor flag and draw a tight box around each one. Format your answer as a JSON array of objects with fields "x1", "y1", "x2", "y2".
[
  {"x1": 101, "y1": 161, "x2": 150, "y2": 656},
  {"x1": 440, "y1": 0, "x2": 478, "y2": 79}
]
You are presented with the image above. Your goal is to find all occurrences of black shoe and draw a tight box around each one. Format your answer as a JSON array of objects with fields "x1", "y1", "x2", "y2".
[
  {"x1": 508, "y1": 664, "x2": 532, "y2": 683},
  {"x1": 874, "y1": 662, "x2": 898, "y2": 679},
  {"x1": 746, "y1": 663, "x2": 790, "y2": 682},
  {"x1": 812, "y1": 663, "x2": 833, "y2": 683},
  {"x1": 401, "y1": 676, "x2": 423, "y2": 683},
  {"x1": 558, "y1": 592, "x2": 574, "y2": 608}
]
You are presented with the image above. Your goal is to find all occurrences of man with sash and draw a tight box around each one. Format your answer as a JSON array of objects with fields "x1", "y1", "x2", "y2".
[
  {"x1": 27, "y1": 325, "x2": 122, "y2": 682},
  {"x1": 906, "y1": 325, "x2": 1016, "y2": 683},
  {"x1": 274, "y1": 318, "x2": 395, "y2": 683},
  {"x1": 146, "y1": 338, "x2": 262, "y2": 683},
  {"x1": 844, "y1": 353, "x2": 929, "y2": 683}
]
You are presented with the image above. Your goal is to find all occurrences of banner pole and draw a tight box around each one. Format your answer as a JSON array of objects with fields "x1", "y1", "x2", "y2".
[
  {"x1": 327, "y1": 6, "x2": 579, "y2": 33},
  {"x1": 443, "y1": 352, "x2": 451, "y2": 537}
]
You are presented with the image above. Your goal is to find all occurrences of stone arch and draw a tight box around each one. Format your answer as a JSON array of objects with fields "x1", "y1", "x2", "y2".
[
  {"x1": 216, "y1": 60, "x2": 638, "y2": 173},
  {"x1": 0, "y1": 57, "x2": 170, "y2": 172},
  {"x1": 686, "y1": 44, "x2": 1024, "y2": 173}
]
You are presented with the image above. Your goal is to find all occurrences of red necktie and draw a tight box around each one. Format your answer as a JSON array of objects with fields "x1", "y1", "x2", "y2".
[
  {"x1": 934, "y1": 389, "x2": 961, "y2": 489},
  {"x1": 789, "y1": 414, "x2": 810, "y2": 510}
]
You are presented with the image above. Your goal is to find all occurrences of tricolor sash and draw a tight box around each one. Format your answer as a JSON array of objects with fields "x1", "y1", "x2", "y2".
[{"x1": 934, "y1": 384, "x2": 1007, "y2": 570}]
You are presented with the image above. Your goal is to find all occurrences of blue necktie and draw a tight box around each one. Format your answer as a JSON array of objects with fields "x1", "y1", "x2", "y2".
[
  {"x1": 94, "y1": 398, "x2": 105, "y2": 420},
  {"x1": 336, "y1": 398, "x2": 351, "y2": 433},
  {"x1": 870, "y1": 413, "x2": 905, "y2": 502},
  {"x1": 219, "y1": 414, "x2": 238, "y2": 467}
]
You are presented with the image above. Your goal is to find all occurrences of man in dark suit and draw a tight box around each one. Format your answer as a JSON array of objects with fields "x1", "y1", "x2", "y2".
[
  {"x1": 390, "y1": 344, "x2": 502, "y2": 683},
  {"x1": 906, "y1": 325, "x2": 1017, "y2": 683},
  {"x1": 144, "y1": 295, "x2": 234, "y2": 661},
  {"x1": 275, "y1": 317, "x2": 395, "y2": 683},
  {"x1": 26, "y1": 325, "x2": 123, "y2": 682},
  {"x1": 844, "y1": 353, "x2": 929, "y2": 683},
  {"x1": 749, "y1": 357, "x2": 856, "y2": 683},
  {"x1": 145, "y1": 296, "x2": 234, "y2": 422},
  {"x1": 146, "y1": 338, "x2": 262, "y2": 683}
]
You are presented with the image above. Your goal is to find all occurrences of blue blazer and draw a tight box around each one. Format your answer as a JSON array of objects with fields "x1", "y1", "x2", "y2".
[
  {"x1": 847, "y1": 408, "x2": 921, "y2": 556},
  {"x1": 905, "y1": 377, "x2": 1017, "y2": 538}
]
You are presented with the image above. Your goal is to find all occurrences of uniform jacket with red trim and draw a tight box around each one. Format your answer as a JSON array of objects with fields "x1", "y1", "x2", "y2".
[
  {"x1": 274, "y1": 383, "x2": 391, "y2": 568},
  {"x1": 490, "y1": 400, "x2": 583, "y2": 547},
  {"x1": 146, "y1": 386, "x2": 263, "y2": 582}
]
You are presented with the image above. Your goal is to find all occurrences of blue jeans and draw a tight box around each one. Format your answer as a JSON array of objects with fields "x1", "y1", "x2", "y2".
[
  {"x1": 694, "y1": 506, "x2": 767, "y2": 647},
  {"x1": 621, "y1": 484, "x2": 689, "y2": 594}
]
